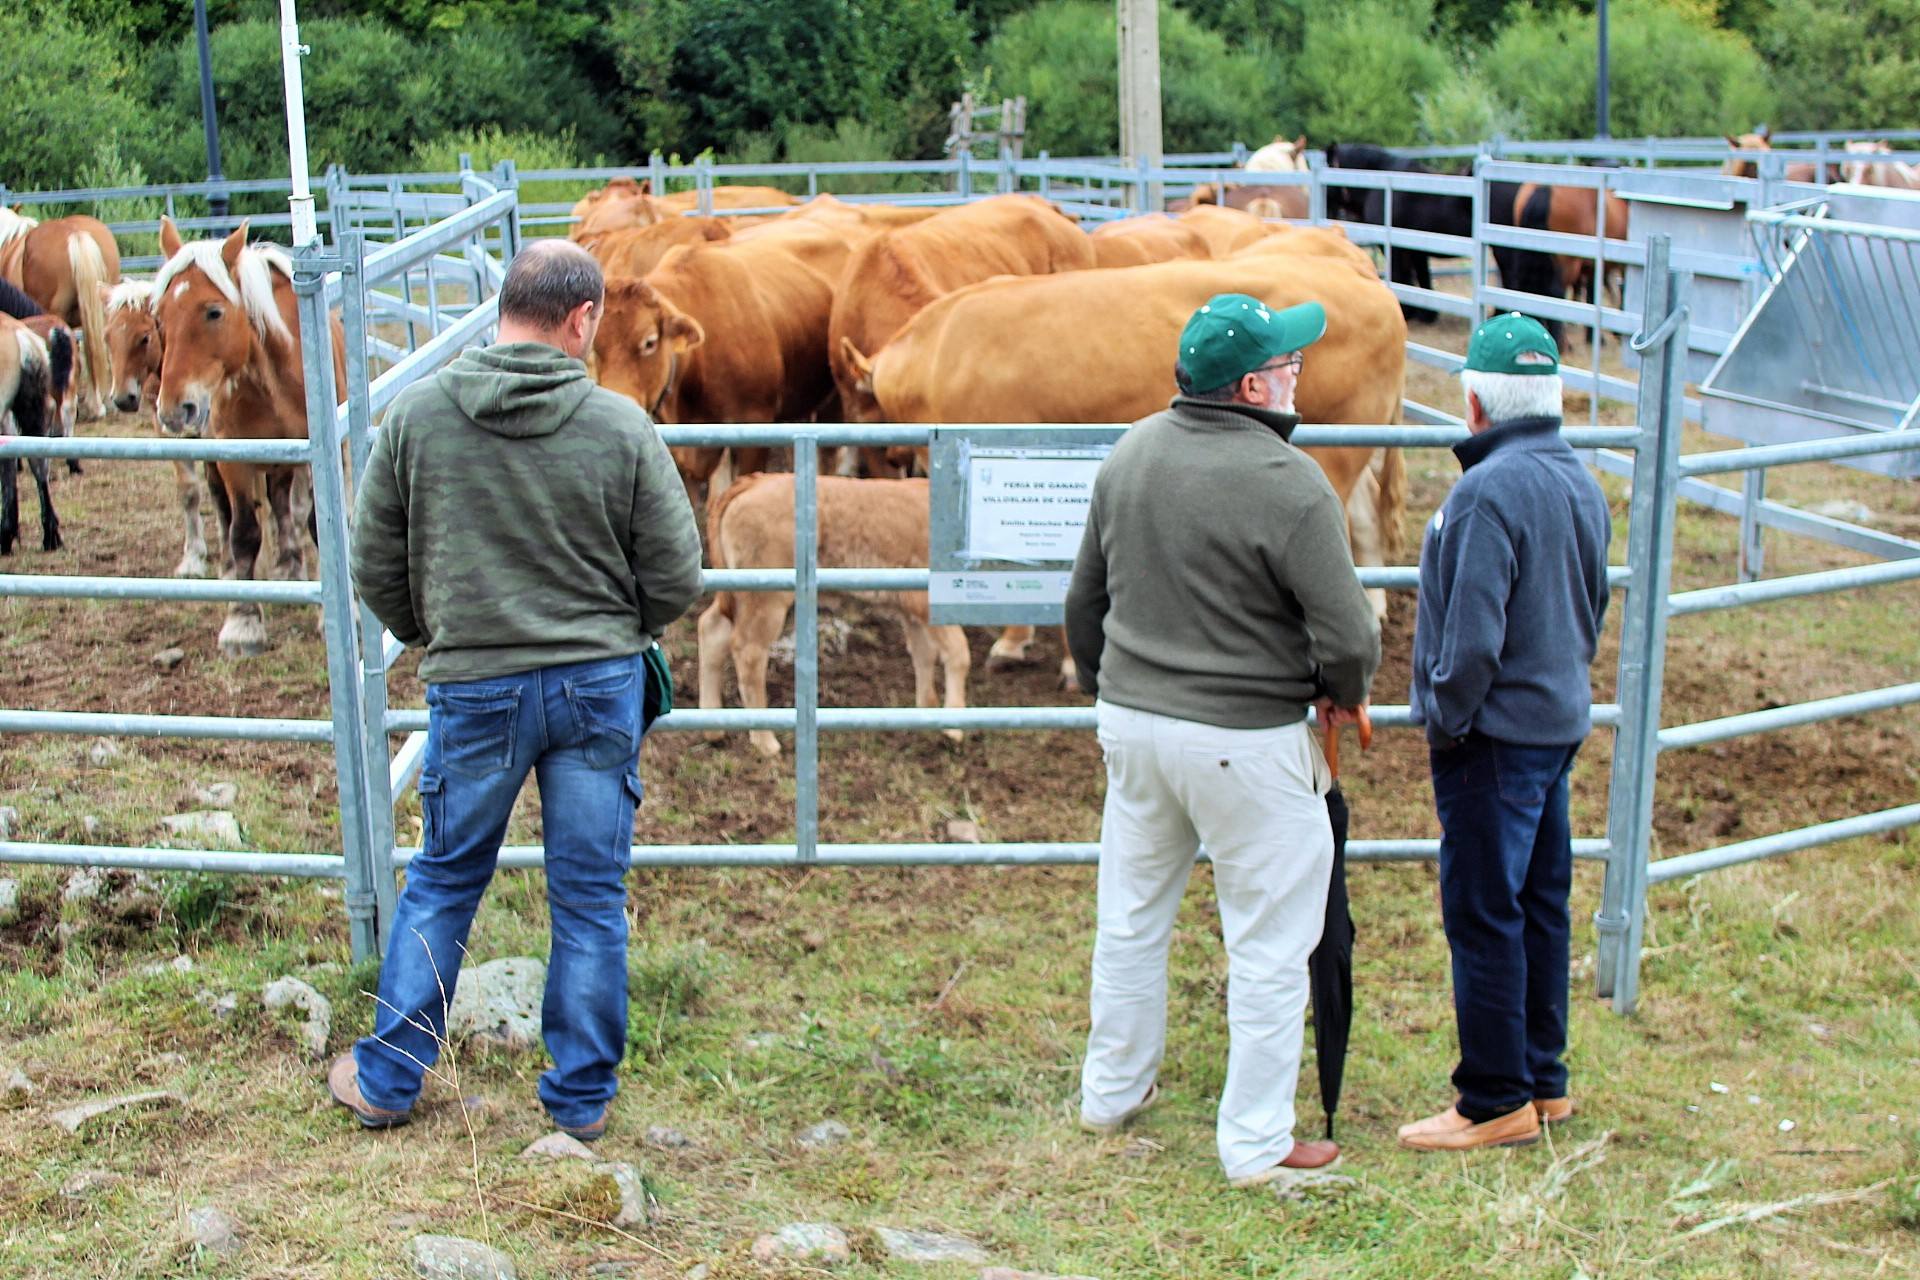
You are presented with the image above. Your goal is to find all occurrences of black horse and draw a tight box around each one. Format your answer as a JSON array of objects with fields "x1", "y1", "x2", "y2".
[{"x1": 1322, "y1": 142, "x2": 1562, "y2": 342}]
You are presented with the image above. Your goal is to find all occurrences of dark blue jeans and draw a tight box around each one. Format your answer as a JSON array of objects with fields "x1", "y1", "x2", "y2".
[
  {"x1": 354, "y1": 652, "x2": 646, "y2": 1129},
  {"x1": 1430, "y1": 734, "x2": 1580, "y2": 1123}
]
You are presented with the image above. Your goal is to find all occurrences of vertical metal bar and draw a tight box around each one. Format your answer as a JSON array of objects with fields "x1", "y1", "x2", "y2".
[
  {"x1": 959, "y1": 149, "x2": 972, "y2": 200},
  {"x1": 424, "y1": 255, "x2": 441, "y2": 337},
  {"x1": 1038, "y1": 151, "x2": 1051, "y2": 203},
  {"x1": 1470, "y1": 156, "x2": 1488, "y2": 326},
  {"x1": 1739, "y1": 468, "x2": 1766, "y2": 581},
  {"x1": 793, "y1": 432, "x2": 820, "y2": 863},
  {"x1": 294, "y1": 242, "x2": 382, "y2": 963},
  {"x1": 1308, "y1": 153, "x2": 1326, "y2": 225},
  {"x1": 497, "y1": 160, "x2": 523, "y2": 264},
  {"x1": 1595, "y1": 234, "x2": 1687, "y2": 1014}
]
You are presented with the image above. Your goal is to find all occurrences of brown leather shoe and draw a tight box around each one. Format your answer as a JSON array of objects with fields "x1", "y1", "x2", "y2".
[
  {"x1": 553, "y1": 1101, "x2": 611, "y2": 1143},
  {"x1": 327, "y1": 1054, "x2": 410, "y2": 1129},
  {"x1": 1534, "y1": 1097, "x2": 1576, "y2": 1125},
  {"x1": 1397, "y1": 1103, "x2": 1539, "y2": 1151},
  {"x1": 1229, "y1": 1139, "x2": 1344, "y2": 1189}
]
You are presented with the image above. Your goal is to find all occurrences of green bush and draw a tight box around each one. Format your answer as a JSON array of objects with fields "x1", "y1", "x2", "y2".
[
  {"x1": 983, "y1": 1, "x2": 1286, "y2": 156},
  {"x1": 784, "y1": 119, "x2": 946, "y2": 194},
  {"x1": 1760, "y1": 0, "x2": 1920, "y2": 131},
  {"x1": 0, "y1": 6, "x2": 147, "y2": 191},
  {"x1": 1419, "y1": 61, "x2": 1532, "y2": 144},
  {"x1": 1480, "y1": 0, "x2": 1774, "y2": 139},
  {"x1": 143, "y1": 16, "x2": 616, "y2": 182},
  {"x1": 1291, "y1": 0, "x2": 1452, "y2": 146},
  {"x1": 75, "y1": 139, "x2": 164, "y2": 259},
  {"x1": 409, "y1": 126, "x2": 591, "y2": 215}
]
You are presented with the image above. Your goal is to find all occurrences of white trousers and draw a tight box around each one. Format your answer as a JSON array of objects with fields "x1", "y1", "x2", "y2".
[{"x1": 1081, "y1": 700, "x2": 1334, "y2": 1180}]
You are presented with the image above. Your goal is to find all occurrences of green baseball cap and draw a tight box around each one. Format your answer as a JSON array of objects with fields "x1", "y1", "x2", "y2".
[
  {"x1": 1178, "y1": 294, "x2": 1326, "y2": 393},
  {"x1": 1461, "y1": 312, "x2": 1560, "y2": 376}
]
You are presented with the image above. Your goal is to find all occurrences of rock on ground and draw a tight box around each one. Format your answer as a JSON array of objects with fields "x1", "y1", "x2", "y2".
[
  {"x1": 0, "y1": 878, "x2": 18, "y2": 922},
  {"x1": 0, "y1": 806, "x2": 17, "y2": 839},
  {"x1": 86, "y1": 738, "x2": 122, "y2": 768},
  {"x1": 60, "y1": 1169, "x2": 123, "y2": 1198},
  {"x1": 161, "y1": 810, "x2": 244, "y2": 847},
  {"x1": 193, "y1": 781, "x2": 239, "y2": 807},
  {"x1": 795, "y1": 1119, "x2": 851, "y2": 1150},
  {"x1": 152, "y1": 647, "x2": 186, "y2": 671},
  {"x1": 5, "y1": 1068, "x2": 36, "y2": 1104},
  {"x1": 48, "y1": 1090, "x2": 185, "y2": 1134},
  {"x1": 979, "y1": 1271, "x2": 1104, "y2": 1280},
  {"x1": 521, "y1": 1132, "x2": 598, "y2": 1162},
  {"x1": 874, "y1": 1227, "x2": 989, "y2": 1264},
  {"x1": 407, "y1": 1233, "x2": 517, "y2": 1280},
  {"x1": 644, "y1": 1125, "x2": 692, "y2": 1149},
  {"x1": 62, "y1": 867, "x2": 109, "y2": 904},
  {"x1": 446, "y1": 957, "x2": 545, "y2": 1048},
  {"x1": 261, "y1": 976, "x2": 332, "y2": 1060},
  {"x1": 187, "y1": 1204, "x2": 241, "y2": 1255},
  {"x1": 750, "y1": 1223, "x2": 850, "y2": 1266},
  {"x1": 595, "y1": 1160, "x2": 648, "y2": 1230}
]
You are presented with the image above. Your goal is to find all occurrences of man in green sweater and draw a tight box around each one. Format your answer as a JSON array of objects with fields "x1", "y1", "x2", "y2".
[
  {"x1": 1065, "y1": 293, "x2": 1380, "y2": 1190},
  {"x1": 328, "y1": 240, "x2": 703, "y2": 1141}
]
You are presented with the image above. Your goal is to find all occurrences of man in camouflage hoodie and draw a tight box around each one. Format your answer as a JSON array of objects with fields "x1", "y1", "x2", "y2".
[{"x1": 329, "y1": 240, "x2": 703, "y2": 1142}]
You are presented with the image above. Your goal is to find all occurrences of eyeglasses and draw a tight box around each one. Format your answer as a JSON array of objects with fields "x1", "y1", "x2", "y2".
[{"x1": 1256, "y1": 353, "x2": 1304, "y2": 376}]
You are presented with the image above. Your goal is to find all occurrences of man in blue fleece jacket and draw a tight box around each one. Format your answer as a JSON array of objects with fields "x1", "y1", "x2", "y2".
[{"x1": 1401, "y1": 314, "x2": 1612, "y2": 1153}]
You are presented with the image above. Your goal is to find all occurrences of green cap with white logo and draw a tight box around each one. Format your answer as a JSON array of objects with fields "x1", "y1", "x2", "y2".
[
  {"x1": 1178, "y1": 294, "x2": 1326, "y2": 393},
  {"x1": 1460, "y1": 312, "x2": 1560, "y2": 376}
]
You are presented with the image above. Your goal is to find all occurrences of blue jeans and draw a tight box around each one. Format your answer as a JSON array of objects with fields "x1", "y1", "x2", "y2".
[
  {"x1": 1430, "y1": 734, "x2": 1580, "y2": 1123},
  {"x1": 354, "y1": 652, "x2": 646, "y2": 1128}
]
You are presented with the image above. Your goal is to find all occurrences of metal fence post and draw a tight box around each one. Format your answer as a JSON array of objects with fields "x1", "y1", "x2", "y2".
[
  {"x1": 1038, "y1": 151, "x2": 1051, "y2": 203},
  {"x1": 1595, "y1": 233, "x2": 1688, "y2": 1013},
  {"x1": 293, "y1": 240, "x2": 384, "y2": 962},
  {"x1": 959, "y1": 149, "x2": 973, "y2": 200},
  {"x1": 1739, "y1": 469, "x2": 1767, "y2": 581},
  {"x1": 1307, "y1": 153, "x2": 1326, "y2": 225},
  {"x1": 1470, "y1": 155, "x2": 1488, "y2": 325},
  {"x1": 333, "y1": 232, "x2": 399, "y2": 944},
  {"x1": 649, "y1": 152, "x2": 665, "y2": 201},
  {"x1": 793, "y1": 431, "x2": 820, "y2": 862},
  {"x1": 496, "y1": 160, "x2": 523, "y2": 261}
]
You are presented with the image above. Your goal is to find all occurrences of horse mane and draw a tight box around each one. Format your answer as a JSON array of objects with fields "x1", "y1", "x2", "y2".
[
  {"x1": 153, "y1": 239, "x2": 294, "y2": 345},
  {"x1": 0, "y1": 277, "x2": 43, "y2": 319},
  {"x1": 105, "y1": 279, "x2": 153, "y2": 315},
  {"x1": 0, "y1": 208, "x2": 39, "y2": 252}
]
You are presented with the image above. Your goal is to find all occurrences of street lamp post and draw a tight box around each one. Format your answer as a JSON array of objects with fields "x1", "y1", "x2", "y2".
[
  {"x1": 194, "y1": 0, "x2": 228, "y2": 221},
  {"x1": 1597, "y1": 0, "x2": 1611, "y2": 141}
]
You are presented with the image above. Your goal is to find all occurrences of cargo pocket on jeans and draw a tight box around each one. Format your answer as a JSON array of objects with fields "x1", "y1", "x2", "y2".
[
  {"x1": 417, "y1": 771, "x2": 445, "y2": 855},
  {"x1": 569, "y1": 666, "x2": 640, "y2": 770}
]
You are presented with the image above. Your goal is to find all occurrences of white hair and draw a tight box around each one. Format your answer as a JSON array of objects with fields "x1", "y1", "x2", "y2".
[
  {"x1": 0, "y1": 208, "x2": 38, "y2": 252},
  {"x1": 152, "y1": 238, "x2": 294, "y2": 346},
  {"x1": 1462, "y1": 368, "x2": 1563, "y2": 425},
  {"x1": 105, "y1": 279, "x2": 153, "y2": 315}
]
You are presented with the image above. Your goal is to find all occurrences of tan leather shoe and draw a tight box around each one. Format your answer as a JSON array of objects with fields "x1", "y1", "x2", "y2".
[
  {"x1": 1080, "y1": 1081, "x2": 1161, "y2": 1136},
  {"x1": 327, "y1": 1054, "x2": 410, "y2": 1130},
  {"x1": 1229, "y1": 1139, "x2": 1342, "y2": 1188},
  {"x1": 1397, "y1": 1103, "x2": 1539, "y2": 1151},
  {"x1": 1534, "y1": 1097, "x2": 1576, "y2": 1125}
]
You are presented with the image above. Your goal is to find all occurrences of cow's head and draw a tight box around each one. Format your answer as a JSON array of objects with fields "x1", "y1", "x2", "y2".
[{"x1": 591, "y1": 277, "x2": 704, "y2": 420}]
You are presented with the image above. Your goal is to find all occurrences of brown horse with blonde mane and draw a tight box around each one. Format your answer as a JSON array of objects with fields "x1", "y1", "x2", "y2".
[
  {"x1": 0, "y1": 207, "x2": 119, "y2": 418},
  {"x1": 151, "y1": 217, "x2": 346, "y2": 656}
]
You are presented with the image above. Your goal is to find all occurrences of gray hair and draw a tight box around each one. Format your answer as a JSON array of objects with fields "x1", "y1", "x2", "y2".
[
  {"x1": 499, "y1": 240, "x2": 605, "y2": 330},
  {"x1": 1461, "y1": 369, "x2": 1562, "y2": 424},
  {"x1": 1174, "y1": 362, "x2": 1239, "y2": 403}
]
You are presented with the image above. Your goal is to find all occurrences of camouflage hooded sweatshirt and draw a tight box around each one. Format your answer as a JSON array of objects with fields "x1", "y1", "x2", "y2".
[{"x1": 350, "y1": 341, "x2": 703, "y2": 683}]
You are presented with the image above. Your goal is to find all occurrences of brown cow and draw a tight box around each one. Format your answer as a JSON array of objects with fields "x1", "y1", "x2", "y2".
[
  {"x1": 1173, "y1": 204, "x2": 1277, "y2": 257},
  {"x1": 584, "y1": 217, "x2": 732, "y2": 276},
  {"x1": 593, "y1": 222, "x2": 861, "y2": 497},
  {"x1": 827, "y1": 195, "x2": 1095, "y2": 435},
  {"x1": 1090, "y1": 214, "x2": 1214, "y2": 268},
  {"x1": 571, "y1": 178, "x2": 801, "y2": 240},
  {"x1": 842, "y1": 253, "x2": 1410, "y2": 676},
  {"x1": 1229, "y1": 223, "x2": 1378, "y2": 276},
  {"x1": 699, "y1": 472, "x2": 970, "y2": 758}
]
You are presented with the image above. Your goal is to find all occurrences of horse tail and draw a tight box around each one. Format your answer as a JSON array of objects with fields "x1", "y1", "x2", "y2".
[
  {"x1": 9, "y1": 326, "x2": 52, "y2": 439},
  {"x1": 68, "y1": 233, "x2": 113, "y2": 409},
  {"x1": 43, "y1": 326, "x2": 74, "y2": 423},
  {"x1": 1374, "y1": 444, "x2": 1408, "y2": 563},
  {"x1": 1519, "y1": 183, "x2": 1553, "y2": 232}
]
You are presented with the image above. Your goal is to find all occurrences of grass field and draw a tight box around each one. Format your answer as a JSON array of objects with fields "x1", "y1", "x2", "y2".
[{"x1": 1, "y1": 310, "x2": 1917, "y2": 1278}]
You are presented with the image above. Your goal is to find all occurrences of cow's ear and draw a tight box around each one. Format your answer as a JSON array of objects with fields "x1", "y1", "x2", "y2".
[
  {"x1": 665, "y1": 310, "x2": 705, "y2": 350},
  {"x1": 160, "y1": 216, "x2": 184, "y2": 259},
  {"x1": 637, "y1": 179, "x2": 653, "y2": 197},
  {"x1": 1724, "y1": 135, "x2": 1740, "y2": 148},
  {"x1": 701, "y1": 220, "x2": 732, "y2": 242},
  {"x1": 839, "y1": 336, "x2": 875, "y2": 395}
]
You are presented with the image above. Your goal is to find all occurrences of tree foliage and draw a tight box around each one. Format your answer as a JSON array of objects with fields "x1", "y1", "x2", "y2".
[{"x1": 1759, "y1": 0, "x2": 1920, "y2": 131}]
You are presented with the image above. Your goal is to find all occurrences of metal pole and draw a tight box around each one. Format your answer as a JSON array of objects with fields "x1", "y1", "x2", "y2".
[
  {"x1": 1595, "y1": 234, "x2": 1687, "y2": 1013},
  {"x1": 278, "y1": 0, "x2": 317, "y2": 246},
  {"x1": 293, "y1": 241, "x2": 382, "y2": 961},
  {"x1": 1596, "y1": 0, "x2": 1611, "y2": 141},
  {"x1": 1739, "y1": 469, "x2": 1766, "y2": 581},
  {"x1": 1116, "y1": 0, "x2": 1164, "y2": 212},
  {"x1": 1470, "y1": 155, "x2": 1488, "y2": 325},
  {"x1": 194, "y1": 0, "x2": 228, "y2": 222},
  {"x1": 793, "y1": 431, "x2": 820, "y2": 862}
]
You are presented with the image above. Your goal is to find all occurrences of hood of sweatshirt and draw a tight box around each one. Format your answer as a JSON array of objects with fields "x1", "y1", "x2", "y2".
[{"x1": 435, "y1": 342, "x2": 596, "y2": 439}]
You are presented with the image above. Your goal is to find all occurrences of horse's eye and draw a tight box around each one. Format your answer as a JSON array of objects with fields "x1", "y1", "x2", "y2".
[
  {"x1": 206, "y1": 305, "x2": 224, "y2": 322},
  {"x1": 135, "y1": 334, "x2": 149, "y2": 348}
]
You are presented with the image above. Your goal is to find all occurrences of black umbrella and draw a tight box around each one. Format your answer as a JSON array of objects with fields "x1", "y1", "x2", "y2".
[{"x1": 1309, "y1": 709, "x2": 1370, "y2": 1140}]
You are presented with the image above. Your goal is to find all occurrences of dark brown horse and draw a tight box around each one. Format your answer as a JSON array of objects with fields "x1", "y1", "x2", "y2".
[{"x1": 1512, "y1": 182, "x2": 1630, "y2": 310}]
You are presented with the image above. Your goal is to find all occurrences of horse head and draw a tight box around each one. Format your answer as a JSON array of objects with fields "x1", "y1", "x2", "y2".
[
  {"x1": 1723, "y1": 132, "x2": 1772, "y2": 179},
  {"x1": 592, "y1": 275, "x2": 704, "y2": 421},
  {"x1": 100, "y1": 279, "x2": 159, "y2": 414},
  {"x1": 151, "y1": 217, "x2": 293, "y2": 437}
]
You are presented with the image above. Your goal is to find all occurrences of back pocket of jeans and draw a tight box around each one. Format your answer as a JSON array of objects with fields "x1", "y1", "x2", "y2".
[
  {"x1": 569, "y1": 666, "x2": 639, "y2": 769},
  {"x1": 435, "y1": 689, "x2": 519, "y2": 778}
]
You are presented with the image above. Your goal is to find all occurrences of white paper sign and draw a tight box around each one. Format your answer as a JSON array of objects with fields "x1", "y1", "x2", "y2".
[{"x1": 962, "y1": 449, "x2": 1104, "y2": 563}]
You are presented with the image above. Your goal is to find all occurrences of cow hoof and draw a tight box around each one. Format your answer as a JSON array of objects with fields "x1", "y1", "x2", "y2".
[
  {"x1": 943, "y1": 729, "x2": 964, "y2": 747},
  {"x1": 218, "y1": 615, "x2": 269, "y2": 658},
  {"x1": 984, "y1": 646, "x2": 1033, "y2": 673},
  {"x1": 748, "y1": 732, "x2": 783, "y2": 759}
]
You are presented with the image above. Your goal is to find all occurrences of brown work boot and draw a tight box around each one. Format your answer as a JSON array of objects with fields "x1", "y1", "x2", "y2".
[
  {"x1": 1534, "y1": 1096, "x2": 1576, "y2": 1126},
  {"x1": 1397, "y1": 1103, "x2": 1539, "y2": 1151},
  {"x1": 1229, "y1": 1139, "x2": 1345, "y2": 1190},
  {"x1": 327, "y1": 1054, "x2": 411, "y2": 1130},
  {"x1": 552, "y1": 1101, "x2": 611, "y2": 1143}
]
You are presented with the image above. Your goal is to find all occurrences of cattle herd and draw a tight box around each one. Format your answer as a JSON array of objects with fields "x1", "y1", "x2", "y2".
[{"x1": 2, "y1": 175, "x2": 1418, "y2": 747}]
